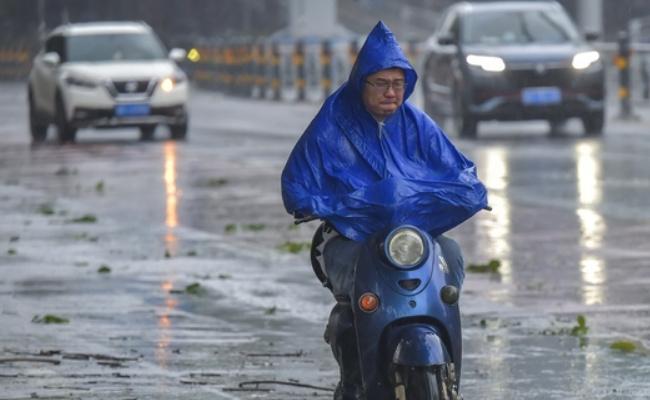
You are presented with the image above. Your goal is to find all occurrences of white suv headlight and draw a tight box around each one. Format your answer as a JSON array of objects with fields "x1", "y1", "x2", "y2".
[
  {"x1": 386, "y1": 227, "x2": 425, "y2": 268},
  {"x1": 159, "y1": 74, "x2": 187, "y2": 92},
  {"x1": 65, "y1": 75, "x2": 97, "y2": 89},
  {"x1": 572, "y1": 51, "x2": 600, "y2": 70}
]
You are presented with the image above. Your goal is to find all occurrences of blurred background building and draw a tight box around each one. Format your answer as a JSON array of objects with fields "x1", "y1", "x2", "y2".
[
  {"x1": 2, "y1": 0, "x2": 650, "y2": 46},
  {"x1": 2, "y1": 0, "x2": 650, "y2": 103}
]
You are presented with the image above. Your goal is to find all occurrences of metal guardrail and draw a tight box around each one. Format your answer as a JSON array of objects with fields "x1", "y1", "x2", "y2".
[
  {"x1": 0, "y1": 46, "x2": 32, "y2": 80},
  {"x1": 3, "y1": 37, "x2": 650, "y2": 108}
]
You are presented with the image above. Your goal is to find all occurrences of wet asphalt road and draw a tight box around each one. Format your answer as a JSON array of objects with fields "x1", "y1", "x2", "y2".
[{"x1": 1, "y1": 81, "x2": 650, "y2": 399}]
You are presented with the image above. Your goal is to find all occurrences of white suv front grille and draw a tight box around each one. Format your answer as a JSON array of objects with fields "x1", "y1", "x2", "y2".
[{"x1": 104, "y1": 79, "x2": 157, "y2": 99}]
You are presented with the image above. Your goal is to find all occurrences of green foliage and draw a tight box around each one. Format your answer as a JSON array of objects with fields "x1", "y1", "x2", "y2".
[
  {"x1": 185, "y1": 283, "x2": 206, "y2": 295},
  {"x1": 205, "y1": 178, "x2": 229, "y2": 187},
  {"x1": 32, "y1": 315, "x2": 69, "y2": 324},
  {"x1": 98, "y1": 265, "x2": 111, "y2": 273},
  {"x1": 95, "y1": 180, "x2": 104, "y2": 192},
  {"x1": 570, "y1": 315, "x2": 589, "y2": 337},
  {"x1": 39, "y1": 205, "x2": 55, "y2": 215},
  {"x1": 70, "y1": 214, "x2": 97, "y2": 223},
  {"x1": 266, "y1": 306, "x2": 277, "y2": 315},
  {"x1": 55, "y1": 167, "x2": 77, "y2": 176},
  {"x1": 276, "y1": 241, "x2": 311, "y2": 253},
  {"x1": 467, "y1": 259, "x2": 501, "y2": 273},
  {"x1": 7, "y1": 248, "x2": 16, "y2": 255},
  {"x1": 9, "y1": 236, "x2": 19, "y2": 242},
  {"x1": 225, "y1": 223, "x2": 266, "y2": 233},
  {"x1": 225, "y1": 224, "x2": 237, "y2": 233},
  {"x1": 73, "y1": 232, "x2": 99, "y2": 242},
  {"x1": 610, "y1": 341, "x2": 636, "y2": 352}
]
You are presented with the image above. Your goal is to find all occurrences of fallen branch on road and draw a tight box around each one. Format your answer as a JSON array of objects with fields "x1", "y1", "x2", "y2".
[
  {"x1": 0, "y1": 357, "x2": 60, "y2": 365},
  {"x1": 231, "y1": 380, "x2": 335, "y2": 392}
]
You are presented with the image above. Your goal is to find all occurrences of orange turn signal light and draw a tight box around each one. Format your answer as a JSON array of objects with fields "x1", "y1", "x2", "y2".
[{"x1": 359, "y1": 293, "x2": 379, "y2": 313}]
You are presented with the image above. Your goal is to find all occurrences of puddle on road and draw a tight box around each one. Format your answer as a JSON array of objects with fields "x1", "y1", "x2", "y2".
[{"x1": 460, "y1": 293, "x2": 650, "y2": 399}]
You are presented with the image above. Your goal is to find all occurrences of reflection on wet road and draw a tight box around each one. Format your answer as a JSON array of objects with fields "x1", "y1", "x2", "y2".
[{"x1": 458, "y1": 133, "x2": 650, "y2": 345}]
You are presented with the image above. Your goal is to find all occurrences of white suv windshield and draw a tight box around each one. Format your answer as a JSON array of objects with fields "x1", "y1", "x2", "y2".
[
  {"x1": 462, "y1": 9, "x2": 580, "y2": 45},
  {"x1": 66, "y1": 33, "x2": 168, "y2": 62}
]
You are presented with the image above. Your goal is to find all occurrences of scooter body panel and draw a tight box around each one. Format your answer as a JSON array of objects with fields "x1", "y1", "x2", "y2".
[
  {"x1": 351, "y1": 225, "x2": 462, "y2": 399},
  {"x1": 387, "y1": 324, "x2": 449, "y2": 366}
]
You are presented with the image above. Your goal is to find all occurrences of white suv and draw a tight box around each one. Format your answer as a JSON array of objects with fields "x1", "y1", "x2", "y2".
[{"x1": 28, "y1": 21, "x2": 189, "y2": 143}]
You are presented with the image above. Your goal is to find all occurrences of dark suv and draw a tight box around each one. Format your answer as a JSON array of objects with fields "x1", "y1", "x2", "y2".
[{"x1": 421, "y1": 1, "x2": 605, "y2": 138}]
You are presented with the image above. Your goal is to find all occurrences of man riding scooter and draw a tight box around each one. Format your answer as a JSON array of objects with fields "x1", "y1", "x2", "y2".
[{"x1": 281, "y1": 21, "x2": 488, "y2": 400}]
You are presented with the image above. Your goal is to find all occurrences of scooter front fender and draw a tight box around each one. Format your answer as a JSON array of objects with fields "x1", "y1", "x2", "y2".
[{"x1": 387, "y1": 324, "x2": 450, "y2": 366}]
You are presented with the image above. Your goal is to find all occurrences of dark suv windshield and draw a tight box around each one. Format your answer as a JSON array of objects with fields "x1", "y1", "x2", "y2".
[
  {"x1": 65, "y1": 33, "x2": 168, "y2": 62},
  {"x1": 462, "y1": 8, "x2": 580, "y2": 45}
]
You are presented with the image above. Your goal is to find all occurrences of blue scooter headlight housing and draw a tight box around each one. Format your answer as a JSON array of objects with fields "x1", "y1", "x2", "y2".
[{"x1": 384, "y1": 226, "x2": 427, "y2": 269}]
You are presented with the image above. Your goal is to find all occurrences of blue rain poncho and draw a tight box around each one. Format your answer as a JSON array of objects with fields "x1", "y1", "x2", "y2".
[{"x1": 281, "y1": 21, "x2": 488, "y2": 242}]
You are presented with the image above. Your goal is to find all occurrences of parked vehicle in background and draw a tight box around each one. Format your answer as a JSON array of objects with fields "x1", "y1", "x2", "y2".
[
  {"x1": 28, "y1": 21, "x2": 189, "y2": 143},
  {"x1": 421, "y1": 1, "x2": 605, "y2": 138}
]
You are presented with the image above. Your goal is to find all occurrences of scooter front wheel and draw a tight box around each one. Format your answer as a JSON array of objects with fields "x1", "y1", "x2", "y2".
[{"x1": 393, "y1": 365, "x2": 457, "y2": 400}]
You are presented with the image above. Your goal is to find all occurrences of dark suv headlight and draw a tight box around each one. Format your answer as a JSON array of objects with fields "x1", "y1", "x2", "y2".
[
  {"x1": 385, "y1": 227, "x2": 426, "y2": 268},
  {"x1": 572, "y1": 51, "x2": 600, "y2": 70},
  {"x1": 466, "y1": 54, "x2": 506, "y2": 72}
]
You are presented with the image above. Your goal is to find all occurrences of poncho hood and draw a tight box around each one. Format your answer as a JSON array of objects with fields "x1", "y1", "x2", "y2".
[
  {"x1": 347, "y1": 21, "x2": 418, "y2": 103},
  {"x1": 281, "y1": 21, "x2": 488, "y2": 241}
]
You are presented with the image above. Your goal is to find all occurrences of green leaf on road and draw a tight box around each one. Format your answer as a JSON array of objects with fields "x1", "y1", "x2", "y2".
[
  {"x1": 467, "y1": 259, "x2": 501, "y2": 273},
  {"x1": 98, "y1": 265, "x2": 111, "y2": 273},
  {"x1": 611, "y1": 341, "x2": 636, "y2": 352},
  {"x1": 70, "y1": 214, "x2": 97, "y2": 223},
  {"x1": 185, "y1": 283, "x2": 206, "y2": 295},
  {"x1": 570, "y1": 315, "x2": 589, "y2": 337},
  {"x1": 276, "y1": 241, "x2": 311, "y2": 253},
  {"x1": 224, "y1": 223, "x2": 267, "y2": 233},
  {"x1": 32, "y1": 315, "x2": 69, "y2": 324},
  {"x1": 39, "y1": 205, "x2": 55, "y2": 215},
  {"x1": 205, "y1": 178, "x2": 229, "y2": 187}
]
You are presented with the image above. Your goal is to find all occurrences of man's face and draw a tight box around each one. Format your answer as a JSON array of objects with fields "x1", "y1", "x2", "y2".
[{"x1": 362, "y1": 68, "x2": 406, "y2": 121}]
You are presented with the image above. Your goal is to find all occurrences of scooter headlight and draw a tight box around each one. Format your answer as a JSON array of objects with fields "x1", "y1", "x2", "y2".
[{"x1": 386, "y1": 227, "x2": 425, "y2": 268}]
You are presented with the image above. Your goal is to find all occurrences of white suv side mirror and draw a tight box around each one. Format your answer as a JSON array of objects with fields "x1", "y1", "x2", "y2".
[
  {"x1": 169, "y1": 48, "x2": 187, "y2": 62},
  {"x1": 42, "y1": 52, "x2": 61, "y2": 67}
]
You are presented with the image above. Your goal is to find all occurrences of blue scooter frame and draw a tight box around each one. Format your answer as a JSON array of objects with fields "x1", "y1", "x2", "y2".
[{"x1": 352, "y1": 224, "x2": 462, "y2": 399}]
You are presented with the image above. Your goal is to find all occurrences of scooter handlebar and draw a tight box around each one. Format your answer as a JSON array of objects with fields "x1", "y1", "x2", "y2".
[
  {"x1": 294, "y1": 206, "x2": 491, "y2": 224},
  {"x1": 293, "y1": 213, "x2": 319, "y2": 225}
]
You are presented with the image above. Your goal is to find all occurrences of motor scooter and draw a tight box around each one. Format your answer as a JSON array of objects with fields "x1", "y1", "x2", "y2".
[{"x1": 297, "y1": 216, "x2": 467, "y2": 400}]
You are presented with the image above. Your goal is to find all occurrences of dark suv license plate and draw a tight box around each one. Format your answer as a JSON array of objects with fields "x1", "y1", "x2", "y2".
[
  {"x1": 115, "y1": 104, "x2": 151, "y2": 117},
  {"x1": 521, "y1": 87, "x2": 561, "y2": 105}
]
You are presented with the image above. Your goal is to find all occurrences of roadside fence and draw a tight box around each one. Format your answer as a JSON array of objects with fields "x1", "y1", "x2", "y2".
[
  {"x1": 0, "y1": 44, "x2": 32, "y2": 80},
  {"x1": 185, "y1": 36, "x2": 364, "y2": 103}
]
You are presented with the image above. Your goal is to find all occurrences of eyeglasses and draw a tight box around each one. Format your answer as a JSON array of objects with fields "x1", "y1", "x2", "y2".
[{"x1": 365, "y1": 80, "x2": 407, "y2": 92}]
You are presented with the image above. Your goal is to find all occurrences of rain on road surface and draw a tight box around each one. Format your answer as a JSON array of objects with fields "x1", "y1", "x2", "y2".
[{"x1": 1, "y1": 81, "x2": 650, "y2": 399}]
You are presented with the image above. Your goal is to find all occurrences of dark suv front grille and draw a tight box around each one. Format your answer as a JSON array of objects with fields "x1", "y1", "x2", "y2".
[{"x1": 506, "y1": 67, "x2": 573, "y2": 89}]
